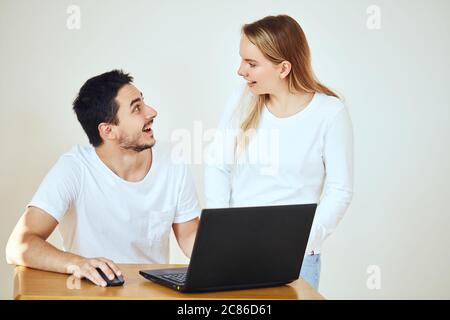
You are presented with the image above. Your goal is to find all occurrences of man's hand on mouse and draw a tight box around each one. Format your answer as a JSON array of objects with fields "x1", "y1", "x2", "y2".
[{"x1": 69, "y1": 257, "x2": 122, "y2": 287}]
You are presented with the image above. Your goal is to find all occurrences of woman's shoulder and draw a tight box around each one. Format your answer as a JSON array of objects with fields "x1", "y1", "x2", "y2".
[{"x1": 314, "y1": 92, "x2": 347, "y2": 118}]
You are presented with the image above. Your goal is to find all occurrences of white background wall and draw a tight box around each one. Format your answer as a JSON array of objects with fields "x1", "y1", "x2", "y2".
[{"x1": 1, "y1": 0, "x2": 449, "y2": 299}]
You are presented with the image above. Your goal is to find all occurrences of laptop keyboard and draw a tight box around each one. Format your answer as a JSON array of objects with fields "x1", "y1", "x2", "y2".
[{"x1": 162, "y1": 272, "x2": 187, "y2": 284}]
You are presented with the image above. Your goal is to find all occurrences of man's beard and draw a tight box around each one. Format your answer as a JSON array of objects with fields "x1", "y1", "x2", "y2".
[{"x1": 118, "y1": 134, "x2": 155, "y2": 153}]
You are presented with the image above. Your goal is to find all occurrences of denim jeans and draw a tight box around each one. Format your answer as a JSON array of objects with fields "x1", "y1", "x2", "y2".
[{"x1": 299, "y1": 254, "x2": 321, "y2": 290}]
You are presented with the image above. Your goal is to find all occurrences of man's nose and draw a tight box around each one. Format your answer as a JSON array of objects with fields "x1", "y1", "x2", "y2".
[{"x1": 145, "y1": 105, "x2": 157, "y2": 119}]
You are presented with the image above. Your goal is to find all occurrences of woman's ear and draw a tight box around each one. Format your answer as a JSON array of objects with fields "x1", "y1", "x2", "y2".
[{"x1": 279, "y1": 61, "x2": 292, "y2": 79}]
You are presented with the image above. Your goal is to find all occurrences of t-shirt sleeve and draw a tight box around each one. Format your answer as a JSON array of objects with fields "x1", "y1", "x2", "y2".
[
  {"x1": 28, "y1": 155, "x2": 82, "y2": 223},
  {"x1": 173, "y1": 163, "x2": 201, "y2": 224}
]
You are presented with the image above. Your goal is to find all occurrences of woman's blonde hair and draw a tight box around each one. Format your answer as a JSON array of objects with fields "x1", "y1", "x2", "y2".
[{"x1": 236, "y1": 15, "x2": 339, "y2": 154}]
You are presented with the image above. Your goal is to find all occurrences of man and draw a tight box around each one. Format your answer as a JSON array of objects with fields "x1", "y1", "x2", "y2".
[{"x1": 5, "y1": 70, "x2": 200, "y2": 286}]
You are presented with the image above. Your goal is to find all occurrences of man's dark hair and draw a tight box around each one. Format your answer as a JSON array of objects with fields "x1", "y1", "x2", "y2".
[{"x1": 73, "y1": 69, "x2": 133, "y2": 146}]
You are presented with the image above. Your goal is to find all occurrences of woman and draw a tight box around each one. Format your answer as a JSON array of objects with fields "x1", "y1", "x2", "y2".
[{"x1": 204, "y1": 14, "x2": 354, "y2": 290}]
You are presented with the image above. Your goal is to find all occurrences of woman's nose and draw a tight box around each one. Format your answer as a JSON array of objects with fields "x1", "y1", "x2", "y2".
[{"x1": 237, "y1": 64, "x2": 247, "y2": 77}]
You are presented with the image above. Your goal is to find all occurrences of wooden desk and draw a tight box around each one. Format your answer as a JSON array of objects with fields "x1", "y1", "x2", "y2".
[{"x1": 13, "y1": 264, "x2": 324, "y2": 300}]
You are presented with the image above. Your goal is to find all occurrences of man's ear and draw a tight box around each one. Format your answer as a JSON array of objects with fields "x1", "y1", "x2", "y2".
[
  {"x1": 98, "y1": 122, "x2": 117, "y2": 142},
  {"x1": 279, "y1": 61, "x2": 292, "y2": 79}
]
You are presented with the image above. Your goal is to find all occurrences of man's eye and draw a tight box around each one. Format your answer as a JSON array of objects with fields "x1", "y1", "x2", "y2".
[
  {"x1": 134, "y1": 105, "x2": 141, "y2": 112},
  {"x1": 249, "y1": 63, "x2": 256, "y2": 68}
]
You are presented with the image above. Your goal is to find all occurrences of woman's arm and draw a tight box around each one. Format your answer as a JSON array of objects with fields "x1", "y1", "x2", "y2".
[
  {"x1": 204, "y1": 88, "x2": 243, "y2": 208},
  {"x1": 306, "y1": 106, "x2": 354, "y2": 254}
]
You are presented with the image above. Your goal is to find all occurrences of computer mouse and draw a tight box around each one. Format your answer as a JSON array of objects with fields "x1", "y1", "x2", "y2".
[{"x1": 95, "y1": 267, "x2": 125, "y2": 286}]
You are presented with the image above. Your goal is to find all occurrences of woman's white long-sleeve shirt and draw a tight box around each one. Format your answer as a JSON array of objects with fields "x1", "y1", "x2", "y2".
[{"x1": 204, "y1": 90, "x2": 354, "y2": 255}]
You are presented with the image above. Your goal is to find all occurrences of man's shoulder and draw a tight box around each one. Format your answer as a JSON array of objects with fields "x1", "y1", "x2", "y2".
[
  {"x1": 54, "y1": 144, "x2": 93, "y2": 172},
  {"x1": 63, "y1": 144, "x2": 92, "y2": 156}
]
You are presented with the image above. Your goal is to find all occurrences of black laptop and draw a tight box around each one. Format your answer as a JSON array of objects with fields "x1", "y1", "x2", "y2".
[{"x1": 139, "y1": 203, "x2": 316, "y2": 293}]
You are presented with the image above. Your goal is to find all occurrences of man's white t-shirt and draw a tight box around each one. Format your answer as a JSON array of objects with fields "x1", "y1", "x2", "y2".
[{"x1": 29, "y1": 143, "x2": 200, "y2": 263}]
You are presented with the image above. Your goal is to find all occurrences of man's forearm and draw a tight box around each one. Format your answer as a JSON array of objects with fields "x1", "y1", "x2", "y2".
[
  {"x1": 6, "y1": 233, "x2": 84, "y2": 274},
  {"x1": 178, "y1": 231, "x2": 197, "y2": 259}
]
